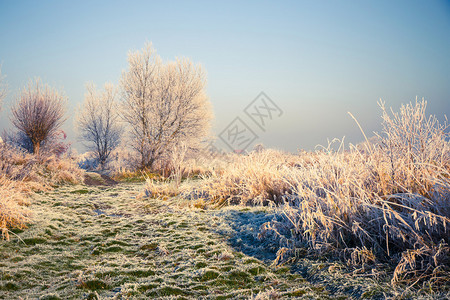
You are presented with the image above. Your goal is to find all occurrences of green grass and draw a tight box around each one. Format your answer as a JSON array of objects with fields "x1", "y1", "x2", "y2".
[
  {"x1": 69, "y1": 189, "x2": 93, "y2": 194},
  {"x1": 0, "y1": 182, "x2": 425, "y2": 299}
]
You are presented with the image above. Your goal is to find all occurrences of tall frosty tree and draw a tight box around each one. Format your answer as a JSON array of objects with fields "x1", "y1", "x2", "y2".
[{"x1": 120, "y1": 43, "x2": 212, "y2": 169}]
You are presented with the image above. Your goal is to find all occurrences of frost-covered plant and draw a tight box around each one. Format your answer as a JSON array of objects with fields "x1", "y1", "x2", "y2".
[
  {"x1": 182, "y1": 99, "x2": 449, "y2": 287},
  {"x1": 0, "y1": 142, "x2": 84, "y2": 239},
  {"x1": 190, "y1": 149, "x2": 293, "y2": 207},
  {"x1": 5, "y1": 129, "x2": 70, "y2": 157},
  {"x1": 120, "y1": 43, "x2": 213, "y2": 170},
  {"x1": 0, "y1": 142, "x2": 83, "y2": 188},
  {"x1": 0, "y1": 175, "x2": 31, "y2": 240},
  {"x1": 10, "y1": 79, "x2": 67, "y2": 155},
  {"x1": 76, "y1": 83, "x2": 122, "y2": 169},
  {"x1": 264, "y1": 100, "x2": 449, "y2": 287}
]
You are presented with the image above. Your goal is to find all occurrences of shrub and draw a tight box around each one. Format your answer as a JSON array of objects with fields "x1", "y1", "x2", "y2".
[{"x1": 10, "y1": 79, "x2": 66, "y2": 155}]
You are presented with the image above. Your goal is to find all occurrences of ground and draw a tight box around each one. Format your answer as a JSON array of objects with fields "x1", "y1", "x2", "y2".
[{"x1": 0, "y1": 182, "x2": 430, "y2": 299}]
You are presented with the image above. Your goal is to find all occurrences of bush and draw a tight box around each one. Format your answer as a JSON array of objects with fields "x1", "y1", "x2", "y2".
[
  {"x1": 4, "y1": 130, "x2": 70, "y2": 157},
  {"x1": 10, "y1": 79, "x2": 66, "y2": 155}
]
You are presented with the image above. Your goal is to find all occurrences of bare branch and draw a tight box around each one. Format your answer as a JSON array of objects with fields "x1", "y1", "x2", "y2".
[
  {"x1": 76, "y1": 82, "x2": 123, "y2": 168},
  {"x1": 10, "y1": 79, "x2": 67, "y2": 155},
  {"x1": 120, "y1": 43, "x2": 213, "y2": 169}
]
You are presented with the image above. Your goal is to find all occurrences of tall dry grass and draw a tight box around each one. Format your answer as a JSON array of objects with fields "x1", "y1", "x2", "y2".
[
  {"x1": 1, "y1": 144, "x2": 83, "y2": 188},
  {"x1": 170, "y1": 99, "x2": 449, "y2": 287},
  {"x1": 0, "y1": 176, "x2": 31, "y2": 241},
  {"x1": 0, "y1": 143, "x2": 84, "y2": 239}
]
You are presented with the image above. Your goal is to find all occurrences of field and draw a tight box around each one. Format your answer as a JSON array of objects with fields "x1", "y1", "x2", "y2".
[
  {"x1": 0, "y1": 182, "x2": 332, "y2": 299},
  {"x1": 0, "y1": 100, "x2": 449, "y2": 299},
  {"x1": 1, "y1": 181, "x2": 436, "y2": 300},
  {"x1": 1, "y1": 1, "x2": 449, "y2": 298}
]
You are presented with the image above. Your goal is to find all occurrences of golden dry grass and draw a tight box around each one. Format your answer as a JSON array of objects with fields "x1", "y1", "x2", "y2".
[
  {"x1": 0, "y1": 143, "x2": 84, "y2": 239},
  {"x1": 155, "y1": 99, "x2": 450, "y2": 290},
  {"x1": 0, "y1": 176, "x2": 31, "y2": 241}
]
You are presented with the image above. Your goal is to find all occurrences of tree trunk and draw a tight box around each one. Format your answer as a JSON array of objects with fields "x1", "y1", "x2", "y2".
[{"x1": 33, "y1": 141, "x2": 40, "y2": 155}]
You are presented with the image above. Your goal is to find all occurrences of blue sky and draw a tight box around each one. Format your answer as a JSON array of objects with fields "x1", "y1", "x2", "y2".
[{"x1": 0, "y1": 0, "x2": 449, "y2": 152}]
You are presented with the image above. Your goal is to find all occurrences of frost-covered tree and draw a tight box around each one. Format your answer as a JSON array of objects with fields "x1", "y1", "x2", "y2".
[
  {"x1": 120, "y1": 43, "x2": 212, "y2": 169},
  {"x1": 11, "y1": 79, "x2": 66, "y2": 155},
  {"x1": 76, "y1": 83, "x2": 122, "y2": 169}
]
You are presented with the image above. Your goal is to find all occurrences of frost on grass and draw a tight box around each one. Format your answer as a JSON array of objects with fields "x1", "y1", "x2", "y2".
[
  {"x1": 0, "y1": 143, "x2": 83, "y2": 240},
  {"x1": 0, "y1": 183, "x2": 332, "y2": 299},
  {"x1": 144, "y1": 99, "x2": 450, "y2": 295},
  {"x1": 1, "y1": 99, "x2": 448, "y2": 299}
]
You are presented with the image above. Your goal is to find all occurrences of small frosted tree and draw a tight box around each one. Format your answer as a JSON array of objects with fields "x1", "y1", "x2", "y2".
[
  {"x1": 76, "y1": 83, "x2": 122, "y2": 169},
  {"x1": 11, "y1": 79, "x2": 66, "y2": 155},
  {"x1": 120, "y1": 43, "x2": 212, "y2": 169}
]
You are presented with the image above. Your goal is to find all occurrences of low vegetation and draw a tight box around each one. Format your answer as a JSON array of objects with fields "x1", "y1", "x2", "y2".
[
  {"x1": 145, "y1": 99, "x2": 450, "y2": 292},
  {"x1": 0, "y1": 143, "x2": 83, "y2": 240},
  {"x1": 0, "y1": 183, "x2": 335, "y2": 299},
  {"x1": 0, "y1": 31, "x2": 447, "y2": 298}
]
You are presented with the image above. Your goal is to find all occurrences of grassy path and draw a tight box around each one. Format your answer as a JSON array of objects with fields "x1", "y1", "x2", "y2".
[{"x1": 0, "y1": 183, "x2": 329, "y2": 299}]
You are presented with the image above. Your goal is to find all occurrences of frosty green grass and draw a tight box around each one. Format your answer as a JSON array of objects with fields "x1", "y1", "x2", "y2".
[{"x1": 0, "y1": 182, "x2": 433, "y2": 299}]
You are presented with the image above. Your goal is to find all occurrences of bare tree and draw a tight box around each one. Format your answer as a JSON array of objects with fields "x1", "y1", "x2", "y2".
[
  {"x1": 120, "y1": 43, "x2": 160, "y2": 168},
  {"x1": 11, "y1": 79, "x2": 66, "y2": 155},
  {"x1": 76, "y1": 83, "x2": 122, "y2": 169},
  {"x1": 120, "y1": 43, "x2": 212, "y2": 169}
]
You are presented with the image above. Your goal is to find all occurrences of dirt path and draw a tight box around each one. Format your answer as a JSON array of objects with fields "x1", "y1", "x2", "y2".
[{"x1": 0, "y1": 183, "x2": 331, "y2": 299}]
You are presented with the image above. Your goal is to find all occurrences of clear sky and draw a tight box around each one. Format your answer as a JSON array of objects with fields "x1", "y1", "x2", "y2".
[{"x1": 0, "y1": 0, "x2": 449, "y2": 152}]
